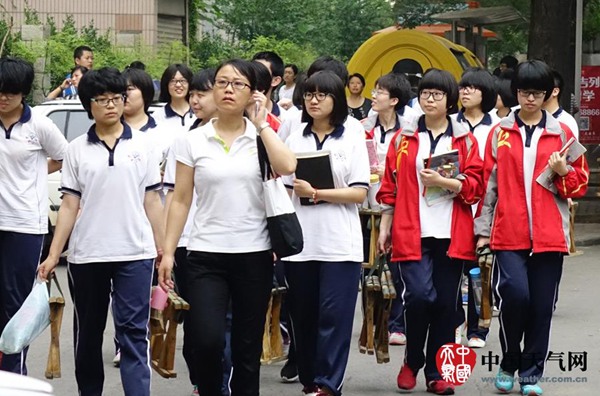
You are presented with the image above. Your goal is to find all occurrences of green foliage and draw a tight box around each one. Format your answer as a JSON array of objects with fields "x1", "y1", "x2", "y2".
[
  {"x1": 584, "y1": 0, "x2": 600, "y2": 41},
  {"x1": 394, "y1": 0, "x2": 466, "y2": 28},
  {"x1": 23, "y1": 0, "x2": 41, "y2": 25}
]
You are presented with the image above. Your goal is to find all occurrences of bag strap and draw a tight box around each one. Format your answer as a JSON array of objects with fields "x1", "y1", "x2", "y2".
[
  {"x1": 257, "y1": 136, "x2": 274, "y2": 181},
  {"x1": 46, "y1": 272, "x2": 64, "y2": 298}
]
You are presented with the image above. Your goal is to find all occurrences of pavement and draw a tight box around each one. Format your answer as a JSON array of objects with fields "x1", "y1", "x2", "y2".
[
  {"x1": 574, "y1": 223, "x2": 600, "y2": 247},
  {"x1": 19, "y1": 243, "x2": 600, "y2": 396}
]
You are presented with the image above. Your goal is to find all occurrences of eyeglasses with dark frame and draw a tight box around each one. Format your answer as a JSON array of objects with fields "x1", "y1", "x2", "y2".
[
  {"x1": 517, "y1": 89, "x2": 546, "y2": 99},
  {"x1": 214, "y1": 79, "x2": 251, "y2": 91},
  {"x1": 303, "y1": 92, "x2": 332, "y2": 102},
  {"x1": 91, "y1": 95, "x2": 126, "y2": 107},
  {"x1": 169, "y1": 79, "x2": 189, "y2": 86},
  {"x1": 419, "y1": 90, "x2": 446, "y2": 101},
  {"x1": 459, "y1": 85, "x2": 480, "y2": 94}
]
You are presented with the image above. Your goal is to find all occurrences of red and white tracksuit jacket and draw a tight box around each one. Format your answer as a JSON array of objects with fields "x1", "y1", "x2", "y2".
[
  {"x1": 377, "y1": 117, "x2": 483, "y2": 262},
  {"x1": 474, "y1": 111, "x2": 589, "y2": 253}
]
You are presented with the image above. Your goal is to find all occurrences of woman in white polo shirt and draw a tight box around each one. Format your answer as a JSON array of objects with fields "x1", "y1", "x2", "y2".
[
  {"x1": 159, "y1": 59, "x2": 296, "y2": 396},
  {"x1": 282, "y1": 71, "x2": 370, "y2": 396},
  {"x1": 38, "y1": 68, "x2": 165, "y2": 396}
]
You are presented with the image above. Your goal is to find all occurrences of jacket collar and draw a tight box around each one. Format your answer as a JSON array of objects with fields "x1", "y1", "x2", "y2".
[
  {"x1": 499, "y1": 109, "x2": 561, "y2": 135},
  {"x1": 401, "y1": 114, "x2": 470, "y2": 139}
]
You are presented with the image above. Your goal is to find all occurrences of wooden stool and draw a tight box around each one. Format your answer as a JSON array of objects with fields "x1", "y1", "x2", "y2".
[
  {"x1": 150, "y1": 289, "x2": 189, "y2": 378},
  {"x1": 261, "y1": 286, "x2": 286, "y2": 364},
  {"x1": 569, "y1": 201, "x2": 579, "y2": 254},
  {"x1": 45, "y1": 283, "x2": 65, "y2": 379}
]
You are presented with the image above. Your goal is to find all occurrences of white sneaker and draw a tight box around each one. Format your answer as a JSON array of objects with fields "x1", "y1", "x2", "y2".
[
  {"x1": 467, "y1": 337, "x2": 486, "y2": 348},
  {"x1": 455, "y1": 322, "x2": 465, "y2": 344},
  {"x1": 493, "y1": 305, "x2": 500, "y2": 317},
  {"x1": 389, "y1": 332, "x2": 407, "y2": 345},
  {"x1": 112, "y1": 351, "x2": 121, "y2": 367}
]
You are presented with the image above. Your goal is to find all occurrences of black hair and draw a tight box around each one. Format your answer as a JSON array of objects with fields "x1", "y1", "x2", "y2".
[
  {"x1": 251, "y1": 51, "x2": 284, "y2": 78},
  {"x1": 307, "y1": 56, "x2": 348, "y2": 85},
  {"x1": 251, "y1": 61, "x2": 272, "y2": 94},
  {"x1": 0, "y1": 57, "x2": 35, "y2": 96},
  {"x1": 495, "y1": 76, "x2": 518, "y2": 109},
  {"x1": 500, "y1": 55, "x2": 518, "y2": 70},
  {"x1": 285, "y1": 64, "x2": 299, "y2": 75},
  {"x1": 348, "y1": 73, "x2": 366, "y2": 87},
  {"x1": 392, "y1": 59, "x2": 423, "y2": 76},
  {"x1": 511, "y1": 60, "x2": 554, "y2": 101},
  {"x1": 292, "y1": 72, "x2": 307, "y2": 109},
  {"x1": 215, "y1": 59, "x2": 257, "y2": 91},
  {"x1": 374, "y1": 73, "x2": 412, "y2": 111},
  {"x1": 71, "y1": 65, "x2": 88, "y2": 76},
  {"x1": 418, "y1": 68, "x2": 459, "y2": 114},
  {"x1": 122, "y1": 68, "x2": 155, "y2": 113},
  {"x1": 301, "y1": 71, "x2": 348, "y2": 127},
  {"x1": 126, "y1": 61, "x2": 146, "y2": 70},
  {"x1": 159, "y1": 63, "x2": 193, "y2": 103},
  {"x1": 74, "y1": 45, "x2": 93, "y2": 60},
  {"x1": 190, "y1": 68, "x2": 215, "y2": 92},
  {"x1": 458, "y1": 67, "x2": 498, "y2": 113},
  {"x1": 551, "y1": 69, "x2": 564, "y2": 101},
  {"x1": 78, "y1": 67, "x2": 127, "y2": 119}
]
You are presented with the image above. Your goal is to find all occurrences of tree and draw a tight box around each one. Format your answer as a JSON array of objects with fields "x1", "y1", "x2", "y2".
[{"x1": 527, "y1": 0, "x2": 576, "y2": 110}]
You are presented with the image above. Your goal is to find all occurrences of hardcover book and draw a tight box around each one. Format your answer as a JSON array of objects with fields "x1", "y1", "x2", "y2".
[{"x1": 295, "y1": 151, "x2": 335, "y2": 205}]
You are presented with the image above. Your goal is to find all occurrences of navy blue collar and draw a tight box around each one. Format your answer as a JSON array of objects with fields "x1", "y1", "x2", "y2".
[
  {"x1": 87, "y1": 121, "x2": 132, "y2": 143},
  {"x1": 139, "y1": 115, "x2": 157, "y2": 132},
  {"x1": 164, "y1": 103, "x2": 192, "y2": 119},
  {"x1": 189, "y1": 118, "x2": 202, "y2": 131},
  {"x1": 303, "y1": 123, "x2": 345, "y2": 150},
  {"x1": 514, "y1": 109, "x2": 546, "y2": 129},
  {"x1": 272, "y1": 102, "x2": 281, "y2": 117},
  {"x1": 552, "y1": 107, "x2": 564, "y2": 119},
  {"x1": 375, "y1": 115, "x2": 401, "y2": 144},
  {"x1": 417, "y1": 115, "x2": 453, "y2": 136},
  {"x1": 396, "y1": 106, "x2": 405, "y2": 117},
  {"x1": 2, "y1": 102, "x2": 32, "y2": 139},
  {"x1": 457, "y1": 110, "x2": 492, "y2": 130}
]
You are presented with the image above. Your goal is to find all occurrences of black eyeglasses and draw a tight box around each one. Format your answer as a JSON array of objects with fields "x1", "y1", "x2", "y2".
[
  {"x1": 214, "y1": 79, "x2": 251, "y2": 91},
  {"x1": 419, "y1": 90, "x2": 446, "y2": 101},
  {"x1": 303, "y1": 92, "x2": 332, "y2": 101},
  {"x1": 91, "y1": 95, "x2": 125, "y2": 107},
  {"x1": 169, "y1": 79, "x2": 189, "y2": 86},
  {"x1": 517, "y1": 89, "x2": 546, "y2": 99}
]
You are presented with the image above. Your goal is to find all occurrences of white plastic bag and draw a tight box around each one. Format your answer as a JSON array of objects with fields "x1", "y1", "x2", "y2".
[{"x1": 0, "y1": 280, "x2": 51, "y2": 354}]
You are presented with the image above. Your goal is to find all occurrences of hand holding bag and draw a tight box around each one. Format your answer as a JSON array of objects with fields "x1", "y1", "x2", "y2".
[
  {"x1": 257, "y1": 136, "x2": 304, "y2": 258},
  {"x1": 0, "y1": 278, "x2": 51, "y2": 354}
]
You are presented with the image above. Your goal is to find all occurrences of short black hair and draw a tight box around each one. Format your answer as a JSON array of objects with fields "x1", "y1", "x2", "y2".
[
  {"x1": 374, "y1": 73, "x2": 412, "y2": 111},
  {"x1": 71, "y1": 65, "x2": 89, "y2": 76},
  {"x1": 307, "y1": 56, "x2": 349, "y2": 85},
  {"x1": 500, "y1": 55, "x2": 518, "y2": 70},
  {"x1": 126, "y1": 61, "x2": 146, "y2": 70},
  {"x1": 215, "y1": 59, "x2": 257, "y2": 91},
  {"x1": 392, "y1": 59, "x2": 423, "y2": 76},
  {"x1": 285, "y1": 64, "x2": 298, "y2": 75},
  {"x1": 495, "y1": 76, "x2": 518, "y2": 109},
  {"x1": 252, "y1": 51, "x2": 284, "y2": 78},
  {"x1": 251, "y1": 61, "x2": 272, "y2": 94},
  {"x1": 348, "y1": 73, "x2": 366, "y2": 87},
  {"x1": 79, "y1": 67, "x2": 127, "y2": 119},
  {"x1": 511, "y1": 60, "x2": 554, "y2": 101},
  {"x1": 159, "y1": 63, "x2": 193, "y2": 103},
  {"x1": 292, "y1": 72, "x2": 307, "y2": 108},
  {"x1": 74, "y1": 45, "x2": 93, "y2": 60},
  {"x1": 551, "y1": 69, "x2": 564, "y2": 101},
  {"x1": 459, "y1": 67, "x2": 498, "y2": 113},
  {"x1": 301, "y1": 71, "x2": 347, "y2": 127},
  {"x1": 190, "y1": 68, "x2": 215, "y2": 92},
  {"x1": 419, "y1": 68, "x2": 459, "y2": 114},
  {"x1": 0, "y1": 57, "x2": 35, "y2": 96},
  {"x1": 122, "y1": 68, "x2": 155, "y2": 113}
]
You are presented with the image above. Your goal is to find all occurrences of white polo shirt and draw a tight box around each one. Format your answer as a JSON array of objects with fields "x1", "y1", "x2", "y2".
[
  {"x1": 0, "y1": 104, "x2": 67, "y2": 234},
  {"x1": 416, "y1": 116, "x2": 455, "y2": 239},
  {"x1": 278, "y1": 109, "x2": 365, "y2": 142},
  {"x1": 153, "y1": 104, "x2": 197, "y2": 160},
  {"x1": 174, "y1": 118, "x2": 271, "y2": 253},
  {"x1": 60, "y1": 122, "x2": 161, "y2": 264},
  {"x1": 282, "y1": 122, "x2": 370, "y2": 262},
  {"x1": 553, "y1": 107, "x2": 579, "y2": 140},
  {"x1": 163, "y1": 128, "x2": 198, "y2": 248}
]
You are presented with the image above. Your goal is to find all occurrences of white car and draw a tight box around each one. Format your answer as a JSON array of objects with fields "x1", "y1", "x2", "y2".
[{"x1": 32, "y1": 99, "x2": 164, "y2": 259}]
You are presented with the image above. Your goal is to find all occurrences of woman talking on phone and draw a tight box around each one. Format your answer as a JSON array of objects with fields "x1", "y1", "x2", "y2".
[
  {"x1": 46, "y1": 65, "x2": 88, "y2": 100},
  {"x1": 159, "y1": 59, "x2": 296, "y2": 396}
]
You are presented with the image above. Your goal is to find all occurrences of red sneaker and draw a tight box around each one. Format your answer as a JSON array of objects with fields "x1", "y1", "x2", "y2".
[
  {"x1": 302, "y1": 385, "x2": 319, "y2": 395},
  {"x1": 426, "y1": 380, "x2": 455, "y2": 395},
  {"x1": 397, "y1": 364, "x2": 417, "y2": 390}
]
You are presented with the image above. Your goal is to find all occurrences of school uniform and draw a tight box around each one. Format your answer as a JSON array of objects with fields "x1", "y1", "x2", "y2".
[
  {"x1": 451, "y1": 110, "x2": 500, "y2": 343},
  {"x1": 474, "y1": 110, "x2": 588, "y2": 386},
  {"x1": 377, "y1": 115, "x2": 483, "y2": 381},
  {"x1": 552, "y1": 107, "x2": 579, "y2": 139},
  {"x1": 173, "y1": 118, "x2": 273, "y2": 396},
  {"x1": 60, "y1": 122, "x2": 161, "y2": 396},
  {"x1": 0, "y1": 104, "x2": 67, "y2": 374},
  {"x1": 282, "y1": 121, "x2": 370, "y2": 396},
  {"x1": 152, "y1": 103, "x2": 196, "y2": 162}
]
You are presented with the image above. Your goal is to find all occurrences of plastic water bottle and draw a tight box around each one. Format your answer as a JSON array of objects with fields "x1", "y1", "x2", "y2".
[{"x1": 469, "y1": 267, "x2": 483, "y2": 315}]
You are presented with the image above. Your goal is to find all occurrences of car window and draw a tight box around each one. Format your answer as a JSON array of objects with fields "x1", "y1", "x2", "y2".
[{"x1": 47, "y1": 110, "x2": 93, "y2": 142}]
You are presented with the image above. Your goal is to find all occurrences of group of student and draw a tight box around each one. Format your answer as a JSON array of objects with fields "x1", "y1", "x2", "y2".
[{"x1": 0, "y1": 48, "x2": 589, "y2": 396}]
